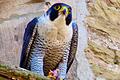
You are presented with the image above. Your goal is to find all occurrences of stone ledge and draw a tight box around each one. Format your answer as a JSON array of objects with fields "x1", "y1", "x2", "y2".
[{"x1": 0, "y1": 64, "x2": 49, "y2": 80}]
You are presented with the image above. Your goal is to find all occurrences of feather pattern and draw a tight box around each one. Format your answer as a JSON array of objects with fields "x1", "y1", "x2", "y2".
[
  {"x1": 67, "y1": 22, "x2": 78, "y2": 72},
  {"x1": 20, "y1": 19, "x2": 78, "y2": 77},
  {"x1": 20, "y1": 18, "x2": 38, "y2": 68}
]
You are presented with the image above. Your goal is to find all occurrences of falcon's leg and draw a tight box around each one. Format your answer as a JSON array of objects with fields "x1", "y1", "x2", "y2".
[
  {"x1": 58, "y1": 52, "x2": 69, "y2": 79},
  {"x1": 30, "y1": 49, "x2": 44, "y2": 75}
]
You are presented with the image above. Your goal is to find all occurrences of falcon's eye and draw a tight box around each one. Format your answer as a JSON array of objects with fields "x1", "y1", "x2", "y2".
[{"x1": 54, "y1": 5, "x2": 61, "y2": 10}]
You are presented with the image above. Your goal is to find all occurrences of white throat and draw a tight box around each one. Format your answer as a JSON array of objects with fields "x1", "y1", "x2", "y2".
[{"x1": 37, "y1": 14, "x2": 73, "y2": 43}]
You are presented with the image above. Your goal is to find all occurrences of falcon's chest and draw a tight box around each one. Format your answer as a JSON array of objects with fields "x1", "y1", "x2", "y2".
[{"x1": 35, "y1": 25, "x2": 72, "y2": 53}]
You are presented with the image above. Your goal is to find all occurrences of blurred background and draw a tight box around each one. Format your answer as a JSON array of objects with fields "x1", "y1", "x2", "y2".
[{"x1": 0, "y1": 0, "x2": 120, "y2": 80}]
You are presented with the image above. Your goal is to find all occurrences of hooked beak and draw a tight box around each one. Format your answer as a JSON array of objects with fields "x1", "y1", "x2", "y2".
[{"x1": 59, "y1": 6, "x2": 69, "y2": 16}]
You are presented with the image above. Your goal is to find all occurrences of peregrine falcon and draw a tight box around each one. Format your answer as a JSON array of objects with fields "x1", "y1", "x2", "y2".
[{"x1": 20, "y1": 3, "x2": 78, "y2": 79}]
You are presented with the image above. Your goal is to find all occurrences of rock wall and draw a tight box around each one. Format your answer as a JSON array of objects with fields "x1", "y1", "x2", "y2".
[{"x1": 86, "y1": 0, "x2": 120, "y2": 79}]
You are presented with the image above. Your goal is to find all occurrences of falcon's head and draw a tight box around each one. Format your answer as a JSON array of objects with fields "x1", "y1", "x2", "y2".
[{"x1": 46, "y1": 3, "x2": 72, "y2": 25}]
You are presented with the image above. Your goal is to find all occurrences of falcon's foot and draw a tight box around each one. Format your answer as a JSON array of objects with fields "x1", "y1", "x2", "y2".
[{"x1": 47, "y1": 69, "x2": 59, "y2": 80}]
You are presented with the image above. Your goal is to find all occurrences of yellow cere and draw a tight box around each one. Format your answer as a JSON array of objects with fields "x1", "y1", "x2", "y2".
[
  {"x1": 60, "y1": 6, "x2": 70, "y2": 15},
  {"x1": 54, "y1": 5, "x2": 71, "y2": 15}
]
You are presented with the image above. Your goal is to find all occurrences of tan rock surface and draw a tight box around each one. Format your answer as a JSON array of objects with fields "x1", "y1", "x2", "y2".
[{"x1": 86, "y1": 0, "x2": 120, "y2": 79}]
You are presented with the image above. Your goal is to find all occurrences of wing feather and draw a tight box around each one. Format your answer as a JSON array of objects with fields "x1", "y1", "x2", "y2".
[
  {"x1": 20, "y1": 18, "x2": 38, "y2": 68},
  {"x1": 67, "y1": 22, "x2": 78, "y2": 72}
]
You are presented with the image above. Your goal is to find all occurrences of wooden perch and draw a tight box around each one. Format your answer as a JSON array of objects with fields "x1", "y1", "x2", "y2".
[{"x1": 0, "y1": 64, "x2": 49, "y2": 80}]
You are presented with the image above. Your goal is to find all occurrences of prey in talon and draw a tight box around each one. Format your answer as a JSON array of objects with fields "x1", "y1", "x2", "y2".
[{"x1": 47, "y1": 69, "x2": 59, "y2": 80}]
